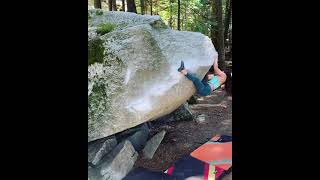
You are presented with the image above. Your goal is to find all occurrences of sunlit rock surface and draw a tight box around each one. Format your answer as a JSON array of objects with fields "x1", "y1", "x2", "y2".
[{"x1": 88, "y1": 10, "x2": 217, "y2": 142}]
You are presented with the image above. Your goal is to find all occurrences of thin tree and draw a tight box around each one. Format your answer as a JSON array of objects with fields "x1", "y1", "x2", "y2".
[
  {"x1": 112, "y1": 0, "x2": 117, "y2": 11},
  {"x1": 122, "y1": 0, "x2": 125, "y2": 11},
  {"x1": 94, "y1": 0, "x2": 102, "y2": 9},
  {"x1": 145, "y1": 1, "x2": 148, "y2": 14},
  {"x1": 155, "y1": 0, "x2": 159, "y2": 15},
  {"x1": 210, "y1": 0, "x2": 216, "y2": 42},
  {"x1": 177, "y1": 0, "x2": 181, "y2": 30},
  {"x1": 214, "y1": 0, "x2": 225, "y2": 70},
  {"x1": 127, "y1": 0, "x2": 137, "y2": 13},
  {"x1": 150, "y1": 0, "x2": 153, "y2": 15},
  {"x1": 224, "y1": 0, "x2": 232, "y2": 41},
  {"x1": 140, "y1": 0, "x2": 145, "y2": 14},
  {"x1": 108, "y1": 0, "x2": 112, "y2": 11},
  {"x1": 184, "y1": 0, "x2": 188, "y2": 31},
  {"x1": 169, "y1": 0, "x2": 173, "y2": 28}
]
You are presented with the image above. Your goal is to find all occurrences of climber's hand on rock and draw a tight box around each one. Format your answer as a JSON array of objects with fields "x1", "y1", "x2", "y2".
[
  {"x1": 207, "y1": 74, "x2": 214, "y2": 80},
  {"x1": 214, "y1": 59, "x2": 218, "y2": 68}
]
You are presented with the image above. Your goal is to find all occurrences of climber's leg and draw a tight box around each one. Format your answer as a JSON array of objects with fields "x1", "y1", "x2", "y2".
[{"x1": 183, "y1": 70, "x2": 211, "y2": 96}]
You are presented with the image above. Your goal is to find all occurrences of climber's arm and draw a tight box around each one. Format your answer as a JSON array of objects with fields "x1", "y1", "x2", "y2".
[{"x1": 213, "y1": 59, "x2": 227, "y2": 85}]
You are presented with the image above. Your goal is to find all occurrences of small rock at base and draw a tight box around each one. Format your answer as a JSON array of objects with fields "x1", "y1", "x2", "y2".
[
  {"x1": 97, "y1": 140, "x2": 138, "y2": 180},
  {"x1": 88, "y1": 166, "x2": 103, "y2": 180},
  {"x1": 187, "y1": 95, "x2": 198, "y2": 104},
  {"x1": 195, "y1": 114, "x2": 207, "y2": 124},
  {"x1": 126, "y1": 128, "x2": 149, "y2": 152},
  {"x1": 142, "y1": 130, "x2": 166, "y2": 159},
  {"x1": 172, "y1": 103, "x2": 194, "y2": 122},
  {"x1": 88, "y1": 136, "x2": 117, "y2": 166}
]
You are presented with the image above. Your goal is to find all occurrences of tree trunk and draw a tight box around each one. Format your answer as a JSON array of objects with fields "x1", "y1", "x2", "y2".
[
  {"x1": 127, "y1": 0, "x2": 137, "y2": 13},
  {"x1": 169, "y1": 0, "x2": 173, "y2": 28},
  {"x1": 177, "y1": 0, "x2": 181, "y2": 30},
  {"x1": 150, "y1": 0, "x2": 153, "y2": 15},
  {"x1": 108, "y1": 0, "x2": 112, "y2": 11},
  {"x1": 224, "y1": 0, "x2": 232, "y2": 41},
  {"x1": 184, "y1": 0, "x2": 188, "y2": 31},
  {"x1": 214, "y1": 0, "x2": 225, "y2": 70},
  {"x1": 112, "y1": 0, "x2": 117, "y2": 11},
  {"x1": 140, "y1": 0, "x2": 145, "y2": 14},
  {"x1": 94, "y1": 0, "x2": 102, "y2": 9},
  {"x1": 122, "y1": 0, "x2": 125, "y2": 11},
  {"x1": 156, "y1": 0, "x2": 159, "y2": 15}
]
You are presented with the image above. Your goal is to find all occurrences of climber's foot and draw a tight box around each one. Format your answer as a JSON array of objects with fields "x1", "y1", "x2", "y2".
[
  {"x1": 181, "y1": 69, "x2": 188, "y2": 75},
  {"x1": 177, "y1": 61, "x2": 185, "y2": 72}
]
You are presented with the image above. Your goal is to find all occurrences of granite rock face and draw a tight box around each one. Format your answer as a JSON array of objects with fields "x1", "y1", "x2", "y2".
[{"x1": 88, "y1": 10, "x2": 218, "y2": 141}]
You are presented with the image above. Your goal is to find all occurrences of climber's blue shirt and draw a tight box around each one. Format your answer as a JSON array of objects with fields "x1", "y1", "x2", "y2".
[{"x1": 208, "y1": 76, "x2": 221, "y2": 90}]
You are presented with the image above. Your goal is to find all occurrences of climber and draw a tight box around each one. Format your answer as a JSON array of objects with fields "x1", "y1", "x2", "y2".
[{"x1": 178, "y1": 59, "x2": 232, "y2": 96}]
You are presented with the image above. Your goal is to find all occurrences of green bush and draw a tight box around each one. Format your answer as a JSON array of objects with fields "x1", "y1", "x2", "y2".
[
  {"x1": 96, "y1": 10, "x2": 103, "y2": 16},
  {"x1": 96, "y1": 23, "x2": 115, "y2": 35}
]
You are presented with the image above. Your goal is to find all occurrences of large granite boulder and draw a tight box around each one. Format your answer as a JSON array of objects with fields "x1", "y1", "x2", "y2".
[{"x1": 88, "y1": 10, "x2": 218, "y2": 142}]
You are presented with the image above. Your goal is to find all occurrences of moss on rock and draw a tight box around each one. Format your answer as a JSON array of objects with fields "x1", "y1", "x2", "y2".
[
  {"x1": 96, "y1": 23, "x2": 115, "y2": 35},
  {"x1": 88, "y1": 38, "x2": 104, "y2": 66},
  {"x1": 88, "y1": 82, "x2": 109, "y2": 135}
]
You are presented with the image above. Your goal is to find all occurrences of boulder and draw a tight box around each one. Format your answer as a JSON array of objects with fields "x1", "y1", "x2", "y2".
[
  {"x1": 150, "y1": 103, "x2": 193, "y2": 126},
  {"x1": 88, "y1": 166, "x2": 103, "y2": 180},
  {"x1": 187, "y1": 95, "x2": 198, "y2": 105},
  {"x1": 88, "y1": 10, "x2": 218, "y2": 141},
  {"x1": 195, "y1": 114, "x2": 207, "y2": 124},
  {"x1": 172, "y1": 103, "x2": 194, "y2": 122},
  {"x1": 115, "y1": 123, "x2": 149, "y2": 142},
  {"x1": 157, "y1": 103, "x2": 193, "y2": 123},
  {"x1": 88, "y1": 136, "x2": 117, "y2": 166},
  {"x1": 126, "y1": 128, "x2": 149, "y2": 152},
  {"x1": 142, "y1": 130, "x2": 166, "y2": 159},
  {"x1": 97, "y1": 140, "x2": 138, "y2": 180}
]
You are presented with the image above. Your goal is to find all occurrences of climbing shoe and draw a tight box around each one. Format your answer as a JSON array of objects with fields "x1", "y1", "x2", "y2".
[{"x1": 177, "y1": 61, "x2": 185, "y2": 72}]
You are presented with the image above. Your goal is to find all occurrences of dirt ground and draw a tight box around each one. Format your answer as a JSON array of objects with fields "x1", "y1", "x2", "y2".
[{"x1": 134, "y1": 89, "x2": 232, "y2": 175}]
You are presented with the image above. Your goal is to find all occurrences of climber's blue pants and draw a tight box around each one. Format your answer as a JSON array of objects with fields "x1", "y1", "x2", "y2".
[{"x1": 185, "y1": 72, "x2": 212, "y2": 96}]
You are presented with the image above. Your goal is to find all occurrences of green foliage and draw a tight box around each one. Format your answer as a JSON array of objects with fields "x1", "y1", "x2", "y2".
[
  {"x1": 88, "y1": 0, "x2": 230, "y2": 41},
  {"x1": 146, "y1": 0, "x2": 217, "y2": 36},
  {"x1": 96, "y1": 10, "x2": 103, "y2": 16},
  {"x1": 96, "y1": 23, "x2": 115, "y2": 35}
]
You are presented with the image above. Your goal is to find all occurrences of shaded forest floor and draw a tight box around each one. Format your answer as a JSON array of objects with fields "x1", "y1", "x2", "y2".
[{"x1": 134, "y1": 89, "x2": 232, "y2": 175}]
